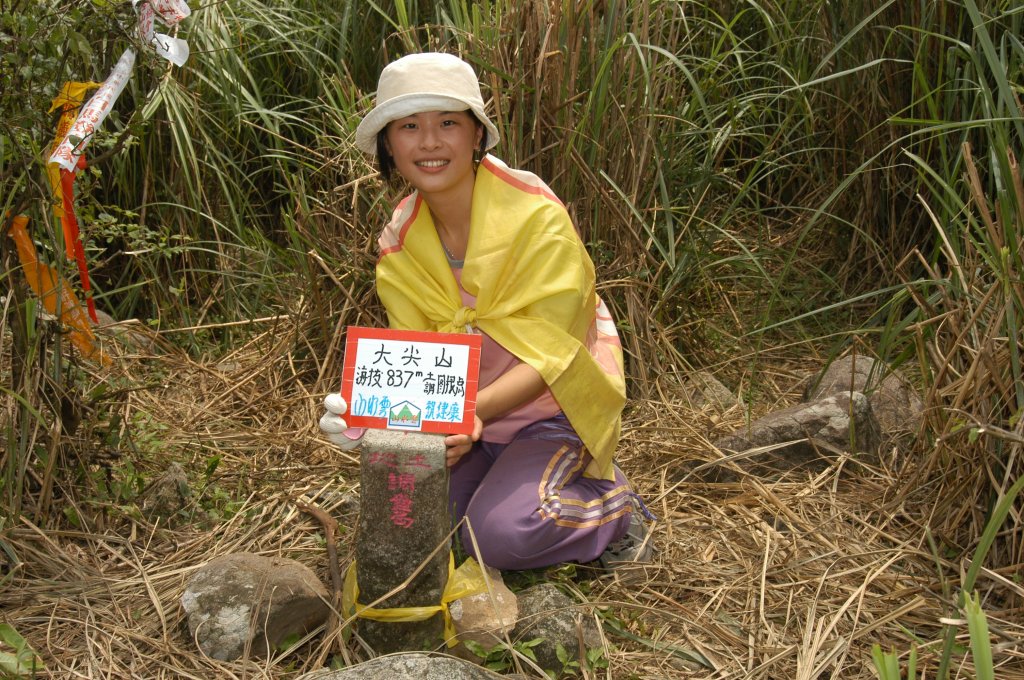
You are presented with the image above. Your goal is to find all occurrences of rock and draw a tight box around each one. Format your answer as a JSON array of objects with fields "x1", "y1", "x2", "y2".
[
  {"x1": 679, "y1": 370, "x2": 740, "y2": 411},
  {"x1": 138, "y1": 462, "x2": 190, "y2": 520},
  {"x1": 803, "y1": 355, "x2": 924, "y2": 443},
  {"x1": 331, "y1": 491, "x2": 360, "y2": 519},
  {"x1": 355, "y1": 429, "x2": 450, "y2": 654},
  {"x1": 707, "y1": 392, "x2": 880, "y2": 480},
  {"x1": 294, "y1": 653, "x2": 509, "y2": 679},
  {"x1": 181, "y1": 553, "x2": 330, "y2": 661},
  {"x1": 214, "y1": 361, "x2": 241, "y2": 374},
  {"x1": 450, "y1": 566, "x2": 518, "y2": 650},
  {"x1": 307, "y1": 489, "x2": 360, "y2": 519},
  {"x1": 510, "y1": 584, "x2": 602, "y2": 674},
  {"x1": 93, "y1": 309, "x2": 160, "y2": 353}
]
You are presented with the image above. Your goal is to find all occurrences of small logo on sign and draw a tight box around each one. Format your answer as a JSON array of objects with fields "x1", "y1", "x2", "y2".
[{"x1": 388, "y1": 401, "x2": 422, "y2": 429}]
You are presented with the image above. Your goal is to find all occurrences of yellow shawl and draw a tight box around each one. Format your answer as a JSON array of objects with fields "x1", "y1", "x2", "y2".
[{"x1": 375, "y1": 155, "x2": 626, "y2": 480}]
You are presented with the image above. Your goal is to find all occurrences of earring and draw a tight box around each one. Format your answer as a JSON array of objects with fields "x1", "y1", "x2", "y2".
[{"x1": 473, "y1": 146, "x2": 482, "y2": 167}]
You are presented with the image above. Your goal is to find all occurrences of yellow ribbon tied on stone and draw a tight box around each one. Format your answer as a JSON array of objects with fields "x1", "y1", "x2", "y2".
[{"x1": 342, "y1": 554, "x2": 489, "y2": 647}]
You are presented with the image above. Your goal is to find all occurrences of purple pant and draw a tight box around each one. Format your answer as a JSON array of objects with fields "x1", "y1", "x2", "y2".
[{"x1": 449, "y1": 416, "x2": 633, "y2": 570}]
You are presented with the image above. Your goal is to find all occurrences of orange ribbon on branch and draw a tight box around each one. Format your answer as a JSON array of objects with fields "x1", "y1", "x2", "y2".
[{"x1": 6, "y1": 215, "x2": 111, "y2": 366}]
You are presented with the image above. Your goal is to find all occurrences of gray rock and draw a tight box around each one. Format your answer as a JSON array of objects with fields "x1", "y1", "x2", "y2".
[
  {"x1": 295, "y1": 653, "x2": 509, "y2": 679},
  {"x1": 356, "y1": 430, "x2": 450, "y2": 653},
  {"x1": 307, "y1": 489, "x2": 360, "y2": 519},
  {"x1": 510, "y1": 584, "x2": 602, "y2": 674},
  {"x1": 706, "y1": 392, "x2": 880, "y2": 480},
  {"x1": 334, "y1": 491, "x2": 360, "y2": 517},
  {"x1": 139, "y1": 462, "x2": 189, "y2": 520},
  {"x1": 450, "y1": 566, "x2": 518, "y2": 650},
  {"x1": 679, "y1": 370, "x2": 740, "y2": 411},
  {"x1": 803, "y1": 355, "x2": 923, "y2": 443},
  {"x1": 181, "y1": 553, "x2": 330, "y2": 660},
  {"x1": 93, "y1": 309, "x2": 160, "y2": 352}
]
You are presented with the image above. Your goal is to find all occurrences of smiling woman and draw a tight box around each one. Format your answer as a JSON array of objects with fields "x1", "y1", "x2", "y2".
[
  {"x1": 381, "y1": 110, "x2": 483, "y2": 250},
  {"x1": 320, "y1": 52, "x2": 653, "y2": 571}
]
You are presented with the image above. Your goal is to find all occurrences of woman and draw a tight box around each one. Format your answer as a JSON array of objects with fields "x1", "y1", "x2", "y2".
[{"x1": 321, "y1": 52, "x2": 651, "y2": 570}]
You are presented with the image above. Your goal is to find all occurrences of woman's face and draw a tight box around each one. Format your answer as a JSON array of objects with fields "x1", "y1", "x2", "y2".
[{"x1": 384, "y1": 110, "x2": 483, "y2": 201}]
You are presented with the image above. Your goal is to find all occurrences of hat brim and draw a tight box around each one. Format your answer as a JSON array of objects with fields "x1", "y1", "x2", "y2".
[{"x1": 355, "y1": 93, "x2": 500, "y2": 155}]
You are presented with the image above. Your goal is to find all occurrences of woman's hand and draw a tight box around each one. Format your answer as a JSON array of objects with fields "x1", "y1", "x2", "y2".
[
  {"x1": 444, "y1": 415, "x2": 483, "y2": 467},
  {"x1": 319, "y1": 393, "x2": 366, "y2": 451},
  {"x1": 440, "y1": 362, "x2": 542, "y2": 467}
]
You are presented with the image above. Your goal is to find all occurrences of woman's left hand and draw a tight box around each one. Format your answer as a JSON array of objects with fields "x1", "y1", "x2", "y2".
[{"x1": 444, "y1": 415, "x2": 483, "y2": 467}]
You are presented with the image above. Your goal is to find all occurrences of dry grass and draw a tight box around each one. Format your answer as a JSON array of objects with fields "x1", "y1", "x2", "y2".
[{"x1": 2, "y1": 319, "x2": 1024, "y2": 679}]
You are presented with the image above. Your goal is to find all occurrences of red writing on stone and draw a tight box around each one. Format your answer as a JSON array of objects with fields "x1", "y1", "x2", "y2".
[
  {"x1": 367, "y1": 451, "x2": 398, "y2": 468},
  {"x1": 405, "y1": 454, "x2": 431, "y2": 469},
  {"x1": 389, "y1": 493, "x2": 414, "y2": 528},
  {"x1": 368, "y1": 451, "x2": 433, "y2": 472},
  {"x1": 388, "y1": 472, "x2": 416, "y2": 494}
]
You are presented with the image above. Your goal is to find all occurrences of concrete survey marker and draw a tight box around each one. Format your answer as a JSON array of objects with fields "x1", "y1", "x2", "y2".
[{"x1": 355, "y1": 428, "x2": 450, "y2": 653}]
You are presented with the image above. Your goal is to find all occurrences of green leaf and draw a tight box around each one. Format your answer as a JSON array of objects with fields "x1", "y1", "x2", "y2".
[
  {"x1": 586, "y1": 646, "x2": 608, "y2": 669},
  {"x1": 276, "y1": 632, "x2": 301, "y2": 652},
  {"x1": 462, "y1": 640, "x2": 488, "y2": 658},
  {"x1": 870, "y1": 644, "x2": 901, "y2": 680},
  {"x1": 515, "y1": 641, "x2": 538, "y2": 662},
  {"x1": 204, "y1": 455, "x2": 222, "y2": 479},
  {"x1": 0, "y1": 624, "x2": 45, "y2": 675},
  {"x1": 67, "y1": 30, "x2": 91, "y2": 59},
  {"x1": 63, "y1": 505, "x2": 81, "y2": 529},
  {"x1": 0, "y1": 652, "x2": 28, "y2": 676},
  {"x1": 965, "y1": 592, "x2": 994, "y2": 680},
  {"x1": 0, "y1": 624, "x2": 24, "y2": 649}
]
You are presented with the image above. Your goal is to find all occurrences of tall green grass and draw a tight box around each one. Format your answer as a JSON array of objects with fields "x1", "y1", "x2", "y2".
[
  {"x1": 301, "y1": 1, "x2": 918, "y2": 377},
  {"x1": 870, "y1": 0, "x2": 1023, "y2": 568},
  {"x1": 72, "y1": 0, "x2": 979, "y2": 367}
]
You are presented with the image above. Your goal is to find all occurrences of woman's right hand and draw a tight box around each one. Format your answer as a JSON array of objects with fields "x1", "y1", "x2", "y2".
[
  {"x1": 318, "y1": 393, "x2": 366, "y2": 451},
  {"x1": 443, "y1": 414, "x2": 483, "y2": 467}
]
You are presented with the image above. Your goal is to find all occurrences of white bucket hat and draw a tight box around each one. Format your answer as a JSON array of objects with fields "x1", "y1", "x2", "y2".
[{"x1": 355, "y1": 52, "x2": 500, "y2": 155}]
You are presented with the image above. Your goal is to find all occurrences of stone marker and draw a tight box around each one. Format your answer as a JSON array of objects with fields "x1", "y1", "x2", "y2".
[
  {"x1": 679, "y1": 369, "x2": 740, "y2": 412},
  {"x1": 355, "y1": 428, "x2": 450, "y2": 654}
]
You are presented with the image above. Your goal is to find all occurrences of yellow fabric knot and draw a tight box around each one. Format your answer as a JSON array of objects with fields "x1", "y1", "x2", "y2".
[
  {"x1": 451, "y1": 306, "x2": 477, "y2": 333},
  {"x1": 342, "y1": 555, "x2": 491, "y2": 648}
]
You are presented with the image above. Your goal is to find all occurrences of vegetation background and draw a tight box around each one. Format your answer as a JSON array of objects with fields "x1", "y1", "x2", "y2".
[{"x1": 1, "y1": 0, "x2": 1022, "y2": 678}]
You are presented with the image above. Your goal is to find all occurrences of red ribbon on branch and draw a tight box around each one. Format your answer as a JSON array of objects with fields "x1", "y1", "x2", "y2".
[{"x1": 59, "y1": 164, "x2": 98, "y2": 324}]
